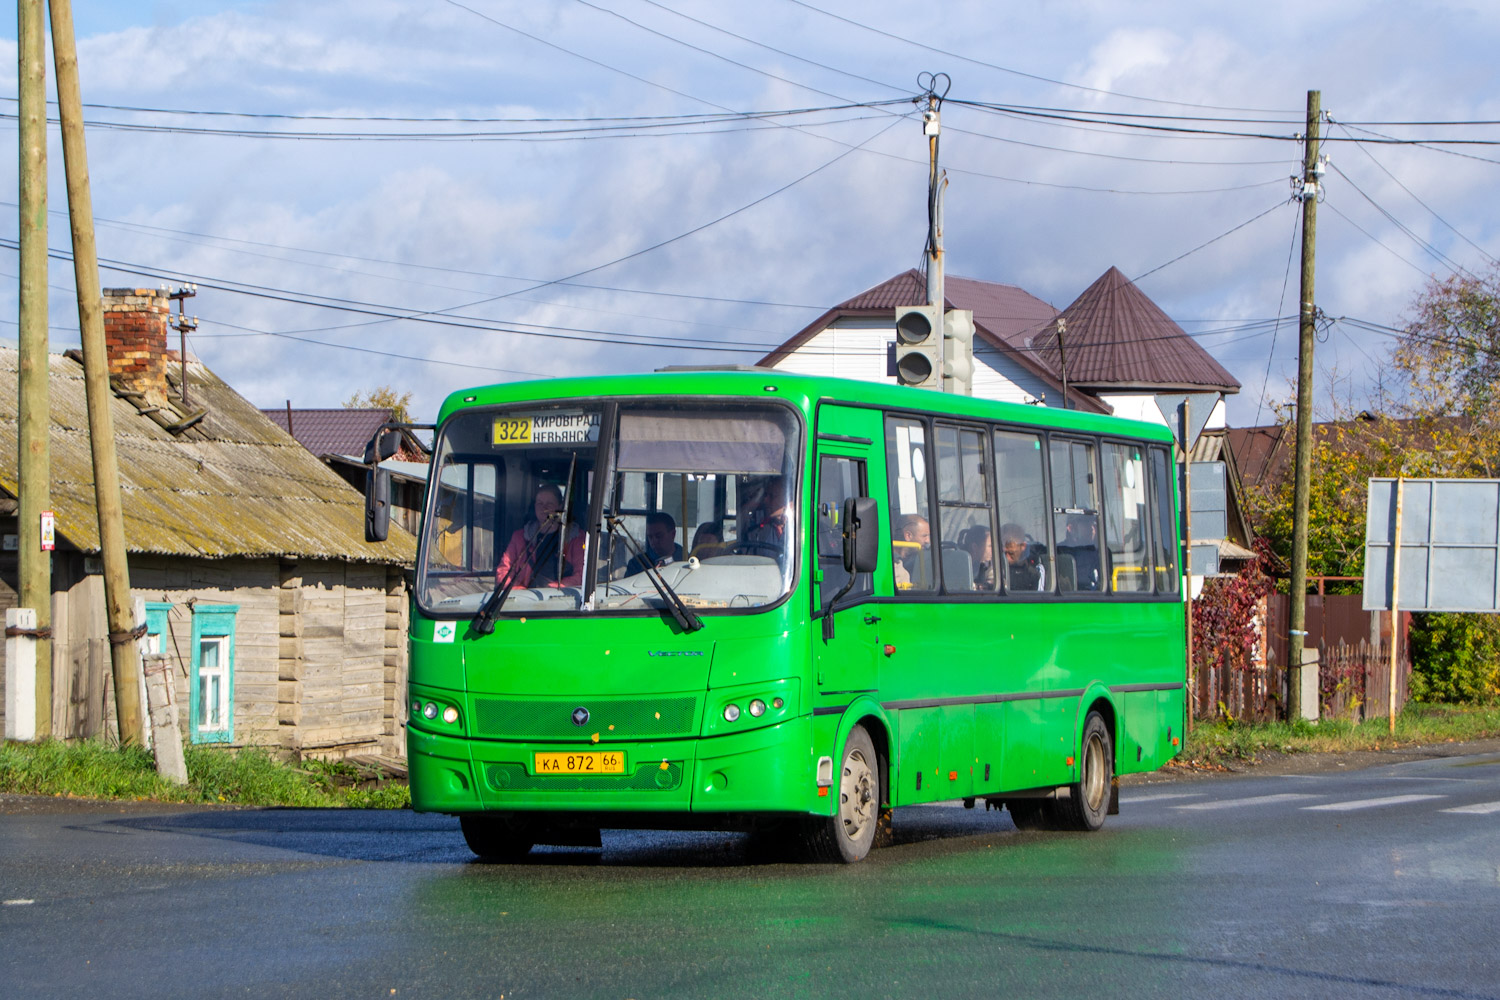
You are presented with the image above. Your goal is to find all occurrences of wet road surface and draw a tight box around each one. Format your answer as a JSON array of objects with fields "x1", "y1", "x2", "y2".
[{"x1": 3, "y1": 751, "x2": 1498, "y2": 999}]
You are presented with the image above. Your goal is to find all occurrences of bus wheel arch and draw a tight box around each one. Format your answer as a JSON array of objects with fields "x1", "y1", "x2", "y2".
[
  {"x1": 804, "y1": 721, "x2": 883, "y2": 862},
  {"x1": 850, "y1": 711, "x2": 895, "y2": 847},
  {"x1": 1054, "y1": 709, "x2": 1114, "y2": 831}
]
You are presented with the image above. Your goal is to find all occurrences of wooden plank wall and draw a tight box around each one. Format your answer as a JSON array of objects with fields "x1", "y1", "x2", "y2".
[{"x1": 39, "y1": 554, "x2": 406, "y2": 757}]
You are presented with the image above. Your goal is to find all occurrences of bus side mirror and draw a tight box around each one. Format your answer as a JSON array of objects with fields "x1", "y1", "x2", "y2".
[
  {"x1": 843, "y1": 497, "x2": 879, "y2": 574},
  {"x1": 366, "y1": 467, "x2": 391, "y2": 542},
  {"x1": 364, "y1": 429, "x2": 401, "y2": 464}
]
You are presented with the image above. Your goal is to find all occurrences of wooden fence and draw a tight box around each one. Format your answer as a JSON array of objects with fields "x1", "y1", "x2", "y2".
[{"x1": 1191, "y1": 593, "x2": 1410, "y2": 724}]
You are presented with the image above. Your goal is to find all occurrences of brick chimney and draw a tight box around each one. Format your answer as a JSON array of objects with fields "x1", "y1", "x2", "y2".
[{"x1": 102, "y1": 287, "x2": 171, "y2": 405}]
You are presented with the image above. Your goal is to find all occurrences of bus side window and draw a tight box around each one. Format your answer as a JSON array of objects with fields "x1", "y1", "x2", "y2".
[
  {"x1": 1149, "y1": 447, "x2": 1180, "y2": 594},
  {"x1": 993, "y1": 430, "x2": 1051, "y2": 594},
  {"x1": 936, "y1": 425, "x2": 995, "y2": 593},
  {"x1": 816, "y1": 455, "x2": 872, "y2": 606},
  {"x1": 1103, "y1": 443, "x2": 1151, "y2": 593},
  {"x1": 885, "y1": 416, "x2": 934, "y2": 593},
  {"x1": 1051, "y1": 438, "x2": 1102, "y2": 593}
]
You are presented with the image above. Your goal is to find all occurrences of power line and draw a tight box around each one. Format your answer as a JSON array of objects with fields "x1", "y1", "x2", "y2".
[
  {"x1": 1255, "y1": 207, "x2": 1304, "y2": 428},
  {"x1": 778, "y1": 0, "x2": 1291, "y2": 114},
  {"x1": 1325, "y1": 161, "x2": 1475, "y2": 278},
  {"x1": 1333, "y1": 122, "x2": 1499, "y2": 267},
  {"x1": 1133, "y1": 200, "x2": 1289, "y2": 282},
  {"x1": 1321, "y1": 198, "x2": 1443, "y2": 280}
]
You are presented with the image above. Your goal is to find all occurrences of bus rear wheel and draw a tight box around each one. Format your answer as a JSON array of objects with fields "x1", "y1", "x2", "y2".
[
  {"x1": 803, "y1": 725, "x2": 880, "y2": 863},
  {"x1": 1053, "y1": 710, "x2": 1112, "y2": 832},
  {"x1": 460, "y1": 814, "x2": 535, "y2": 860}
]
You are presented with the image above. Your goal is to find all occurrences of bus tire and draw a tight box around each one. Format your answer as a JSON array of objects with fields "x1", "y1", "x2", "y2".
[
  {"x1": 1053, "y1": 710, "x2": 1112, "y2": 832},
  {"x1": 460, "y1": 814, "x2": 535, "y2": 860},
  {"x1": 803, "y1": 725, "x2": 880, "y2": 863}
]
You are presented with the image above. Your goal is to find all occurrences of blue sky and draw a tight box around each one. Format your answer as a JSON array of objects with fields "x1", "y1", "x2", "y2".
[{"x1": 2, "y1": 0, "x2": 1497, "y2": 426}]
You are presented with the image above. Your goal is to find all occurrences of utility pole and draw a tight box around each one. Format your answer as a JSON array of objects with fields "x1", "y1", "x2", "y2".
[
  {"x1": 50, "y1": 0, "x2": 145, "y2": 745},
  {"x1": 1287, "y1": 90, "x2": 1324, "y2": 723},
  {"x1": 923, "y1": 84, "x2": 945, "y2": 341},
  {"x1": 16, "y1": 0, "x2": 51, "y2": 739},
  {"x1": 168, "y1": 285, "x2": 198, "y2": 405},
  {"x1": 1056, "y1": 318, "x2": 1070, "y2": 410}
]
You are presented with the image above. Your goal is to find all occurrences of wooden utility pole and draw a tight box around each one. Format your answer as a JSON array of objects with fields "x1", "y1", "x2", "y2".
[
  {"x1": 49, "y1": 0, "x2": 144, "y2": 745},
  {"x1": 17, "y1": 0, "x2": 51, "y2": 738},
  {"x1": 1287, "y1": 90, "x2": 1322, "y2": 723}
]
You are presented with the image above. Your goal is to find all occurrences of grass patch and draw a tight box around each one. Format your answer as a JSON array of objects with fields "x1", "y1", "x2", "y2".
[
  {"x1": 1180, "y1": 703, "x2": 1500, "y2": 769},
  {"x1": 0, "y1": 739, "x2": 409, "y2": 808}
]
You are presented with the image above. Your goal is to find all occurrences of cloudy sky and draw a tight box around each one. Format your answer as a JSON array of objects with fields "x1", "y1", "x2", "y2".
[{"x1": 2, "y1": 0, "x2": 1497, "y2": 427}]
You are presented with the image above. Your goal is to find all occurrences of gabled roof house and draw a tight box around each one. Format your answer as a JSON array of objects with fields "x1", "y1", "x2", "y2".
[{"x1": 0, "y1": 289, "x2": 416, "y2": 759}]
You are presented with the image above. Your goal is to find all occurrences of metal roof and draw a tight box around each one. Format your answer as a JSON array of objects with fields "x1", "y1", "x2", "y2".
[
  {"x1": 1031, "y1": 267, "x2": 1241, "y2": 393},
  {"x1": 0, "y1": 348, "x2": 415, "y2": 564},
  {"x1": 261, "y1": 407, "x2": 393, "y2": 459}
]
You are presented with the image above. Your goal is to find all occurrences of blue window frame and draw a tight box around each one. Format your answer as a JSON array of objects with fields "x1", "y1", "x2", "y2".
[
  {"x1": 144, "y1": 602, "x2": 171, "y2": 656},
  {"x1": 189, "y1": 604, "x2": 239, "y2": 744}
]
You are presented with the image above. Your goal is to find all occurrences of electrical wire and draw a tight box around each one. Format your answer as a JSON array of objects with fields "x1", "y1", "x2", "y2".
[
  {"x1": 1321, "y1": 199, "x2": 1440, "y2": 279},
  {"x1": 1326, "y1": 161, "x2": 1475, "y2": 279},
  {"x1": 1332, "y1": 122, "x2": 1498, "y2": 268},
  {"x1": 1254, "y1": 206, "x2": 1304, "y2": 429},
  {"x1": 1133, "y1": 200, "x2": 1289, "y2": 282}
]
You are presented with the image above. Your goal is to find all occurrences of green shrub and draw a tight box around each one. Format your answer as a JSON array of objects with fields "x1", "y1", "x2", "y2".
[{"x1": 1408, "y1": 612, "x2": 1500, "y2": 704}]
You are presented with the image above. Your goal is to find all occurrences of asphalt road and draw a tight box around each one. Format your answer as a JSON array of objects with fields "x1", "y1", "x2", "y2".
[{"x1": 2, "y1": 750, "x2": 1498, "y2": 1000}]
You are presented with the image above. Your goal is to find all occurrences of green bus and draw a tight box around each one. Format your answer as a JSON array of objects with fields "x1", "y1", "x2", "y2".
[{"x1": 389, "y1": 369, "x2": 1185, "y2": 862}]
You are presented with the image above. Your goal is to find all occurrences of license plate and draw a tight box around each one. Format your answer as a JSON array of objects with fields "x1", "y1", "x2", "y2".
[{"x1": 534, "y1": 751, "x2": 625, "y2": 775}]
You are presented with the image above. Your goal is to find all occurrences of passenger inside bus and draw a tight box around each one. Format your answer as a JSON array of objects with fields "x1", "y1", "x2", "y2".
[
  {"x1": 1059, "y1": 514, "x2": 1101, "y2": 591},
  {"x1": 892, "y1": 514, "x2": 931, "y2": 589},
  {"x1": 495, "y1": 482, "x2": 585, "y2": 588},
  {"x1": 739, "y1": 476, "x2": 789, "y2": 558},
  {"x1": 625, "y1": 511, "x2": 684, "y2": 575},
  {"x1": 1001, "y1": 522, "x2": 1045, "y2": 592},
  {"x1": 962, "y1": 524, "x2": 995, "y2": 590},
  {"x1": 690, "y1": 521, "x2": 724, "y2": 558}
]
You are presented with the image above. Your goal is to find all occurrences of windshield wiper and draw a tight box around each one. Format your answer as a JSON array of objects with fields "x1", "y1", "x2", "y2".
[
  {"x1": 606, "y1": 514, "x2": 703, "y2": 633},
  {"x1": 468, "y1": 512, "x2": 560, "y2": 637}
]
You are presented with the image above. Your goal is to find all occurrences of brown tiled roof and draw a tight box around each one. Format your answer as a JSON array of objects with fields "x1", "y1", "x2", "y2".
[
  {"x1": 0, "y1": 348, "x2": 415, "y2": 564},
  {"x1": 262, "y1": 407, "x2": 393, "y2": 459},
  {"x1": 1031, "y1": 267, "x2": 1241, "y2": 393}
]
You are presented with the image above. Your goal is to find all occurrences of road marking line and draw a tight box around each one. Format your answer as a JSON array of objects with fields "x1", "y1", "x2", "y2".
[
  {"x1": 1441, "y1": 800, "x2": 1500, "y2": 815},
  {"x1": 1304, "y1": 794, "x2": 1443, "y2": 812},
  {"x1": 1174, "y1": 793, "x2": 1318, "y2": 811},
  {"x1": 1121, "y1": 792, "x2": 1204, "y2": 803},
  {"x1": 3, "y1": 899, "x2": 35, "y2": 906}
]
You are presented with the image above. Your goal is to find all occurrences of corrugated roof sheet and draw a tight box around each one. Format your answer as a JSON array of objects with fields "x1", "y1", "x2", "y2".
[
  {"x1": 261, "y1": 407, "x2": 391, "y2": 459},
  {"x1": 1031, "y1": 267, "x2": 1241, "y2": 392},
  {"x1": 0, "y1": 348, "x2": 415, "y2": 564}
]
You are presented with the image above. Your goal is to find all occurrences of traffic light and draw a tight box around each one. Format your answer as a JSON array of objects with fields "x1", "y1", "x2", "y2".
[
  {"x1": 894, "y1": 304, "x2": 943, "y2": 389},
  {"x1": 942, "y1": 308, "x2": 975, "y2": 396}
]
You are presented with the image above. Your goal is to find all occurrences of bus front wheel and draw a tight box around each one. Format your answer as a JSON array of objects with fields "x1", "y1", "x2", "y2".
[
  {"x1": 804, "y1": 724, "x2": 880, "y2": 863},
  {"x1": 460, "y1": 814, "x2": 535, "y2": 861},
  {"x1": 1053, "y1": 710, "x2": 1113, "y2": 831}
]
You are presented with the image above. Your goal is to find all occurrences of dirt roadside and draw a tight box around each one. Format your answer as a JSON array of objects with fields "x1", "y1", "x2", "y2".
[{"x1": 1122, "y1": 735, "x2": 1500, "y2": 787}]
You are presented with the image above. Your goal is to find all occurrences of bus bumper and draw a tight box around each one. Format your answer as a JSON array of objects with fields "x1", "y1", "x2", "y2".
[{"x1": 408, "y1": 715, "x2": 818, "y2": 816}]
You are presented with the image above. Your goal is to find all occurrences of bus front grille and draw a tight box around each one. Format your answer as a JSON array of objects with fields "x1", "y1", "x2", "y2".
[
  {"x1": 472, "y1": 696, "x2": 698, "y2": 740},
  {"x1": 485, "y1": 761, "x2": 685, "y2": 792}
]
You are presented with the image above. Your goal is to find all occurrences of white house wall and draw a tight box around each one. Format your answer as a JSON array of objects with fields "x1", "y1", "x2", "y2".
[
  {"x1": 1100, "y1": 394, "x2": 1227, "y2": 431},
  {"x1": 771, "y1": 318, "x2": 1053, "y2": 406}
]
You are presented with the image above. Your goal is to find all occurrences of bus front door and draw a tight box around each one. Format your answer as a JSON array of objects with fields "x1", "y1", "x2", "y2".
[{"x1": 812, "y1": 445, "x2": 879, "y2": 701}]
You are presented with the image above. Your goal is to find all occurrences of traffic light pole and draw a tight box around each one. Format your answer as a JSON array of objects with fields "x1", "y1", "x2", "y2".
[{"x1": 924, "y1": 97, "x2": 944, "y2": 345}]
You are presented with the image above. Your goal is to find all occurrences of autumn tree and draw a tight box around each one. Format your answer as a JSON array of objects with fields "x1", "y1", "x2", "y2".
[
  {"x1": 1246, "y1": 265, "x2": 1500, "y2": 585},
  {"x1": 343, "y1": 385, "x2": 414, "y2": 424}
]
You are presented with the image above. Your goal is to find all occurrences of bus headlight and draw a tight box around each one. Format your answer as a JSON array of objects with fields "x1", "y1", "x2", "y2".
[
  {"x1": 422, "y1": 701, "x2": 438, "y2": 720},
  {"x1": 748, "y1": 699, "x2": 766, "y2": 718},
  {"x1": 723, "y1": 704, "x2": 741, "y2": 722},
  {"x1": 442, "y1": 705, "x2": 459, "y2": 725}
]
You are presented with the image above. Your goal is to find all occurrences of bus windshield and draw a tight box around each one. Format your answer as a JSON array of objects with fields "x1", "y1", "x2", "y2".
[{"x1": 417, "y1": 400, "x2": 801, "y2": 618}]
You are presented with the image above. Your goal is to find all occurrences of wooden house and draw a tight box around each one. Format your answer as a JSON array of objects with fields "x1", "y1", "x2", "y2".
[{"x1": 0, "y1": 289, "x2": 417, "y2": 759}]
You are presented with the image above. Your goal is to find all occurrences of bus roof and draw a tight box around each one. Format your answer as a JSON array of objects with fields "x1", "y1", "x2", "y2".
[{"x1": 437, "y1": 369, "x2": 1175, "y2": 444}]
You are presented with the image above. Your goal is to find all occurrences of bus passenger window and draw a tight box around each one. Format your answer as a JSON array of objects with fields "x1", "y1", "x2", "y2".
[
  {"x1": 885, "y1": 417, "x2": 934, "y2": 592},
  {"x1": 936, "y1": 425, "x2": 995, "y2": 593},
  {"x1": 1149, "y1": 447, "x2": 1180, "y2": 594},
  {"x1": 1051, "y1": 439, "x2": 1101, "y2": 593},
  {"x1": 1103, "y1": 443, "x2": 1151, "y2": 593},
  {"x1": 993, "y1": 430, "x2": 1051, "y2": 594}
]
